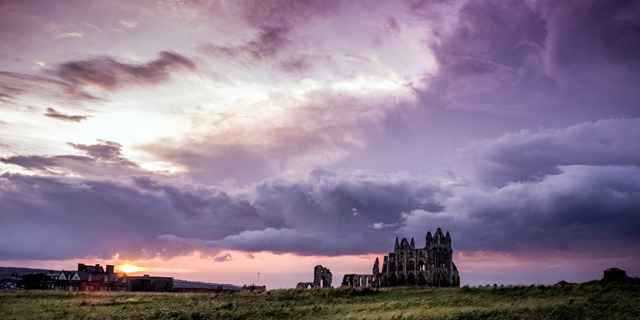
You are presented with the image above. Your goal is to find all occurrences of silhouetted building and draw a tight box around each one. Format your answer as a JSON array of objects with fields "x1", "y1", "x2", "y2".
[
  {"x1": 130, "y1": 274, "x2": 173, "y2": 292},
  {"x1": 342, "y1": 228, "x2": 460, "y2": 288},
  {"x1": 47, "y1": 263, "x2": 131, "y2": 291},
  {"x1": 603, "y1": 268, "x2": 627, "y2": 281}
]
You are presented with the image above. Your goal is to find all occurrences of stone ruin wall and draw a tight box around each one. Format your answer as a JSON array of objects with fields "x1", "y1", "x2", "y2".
[
  {"x1": 298, "y1": 228, "x2": 459, "y2": 290},
  {"x1": 344, "y1": 228, "x2": 460, "y2": 289},
  {"x1": 296, "y1": 265, "x2": 332, "y2": 288}
]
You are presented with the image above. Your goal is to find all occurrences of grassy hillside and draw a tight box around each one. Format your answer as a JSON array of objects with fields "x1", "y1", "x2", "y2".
[
  {"x1": 1, "y1": 278, "x2": 638, "y2": 319},
  {"x1": 172, "y1": 279, "x2": 243, "y2": 291},
  {"x1": 0, "y1": 267, "x2": 55, "y2": 279}
]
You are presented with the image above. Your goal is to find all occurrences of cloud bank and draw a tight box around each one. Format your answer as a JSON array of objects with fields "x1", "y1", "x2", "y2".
[{"x1": 2, "y1": 118, "x2": 639, "y2": 261}]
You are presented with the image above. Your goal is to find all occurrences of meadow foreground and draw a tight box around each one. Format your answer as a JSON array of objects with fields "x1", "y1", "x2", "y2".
[{"x1": 1, "y1": 278, "x2": 639, "y2": 320}]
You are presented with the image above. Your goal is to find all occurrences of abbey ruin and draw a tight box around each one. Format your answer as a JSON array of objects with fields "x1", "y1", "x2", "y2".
[
  {"x1": 296, "y1": 265, "x2": 332, "y2": 288},
  {"x1": 342, "y1": 228, "x2": 460, "y2": 288}
]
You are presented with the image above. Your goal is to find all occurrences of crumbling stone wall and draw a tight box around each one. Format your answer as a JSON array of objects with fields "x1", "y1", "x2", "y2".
[
  {"x1": 380, "y1": 228, "x2": 459, "y2": 287},
  {"x1": 296, "y1": 265, "x2": 332, "y2": 288},
  {"x1": 314, "y1": 265, "x2": 332, "y2": 287},
  {"x1": 296, "y1": 282, "x2": 315, "y2": 289},
  {"x1": 341, "y1": 274, "x2": 376, "y2": 288},
  {"x1": 340, "y1": 228, "x2": 460, "y2": 288}
]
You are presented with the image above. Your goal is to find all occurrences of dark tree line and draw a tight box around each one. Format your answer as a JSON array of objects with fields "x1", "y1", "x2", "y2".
[{"x1": 18, "y1": 273, "x2": 48, "y2": 290}]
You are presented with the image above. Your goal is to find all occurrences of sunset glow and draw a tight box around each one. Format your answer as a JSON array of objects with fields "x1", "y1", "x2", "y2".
[{"x1": 118, "y1": 265, "x2": 143, "y2": 274}]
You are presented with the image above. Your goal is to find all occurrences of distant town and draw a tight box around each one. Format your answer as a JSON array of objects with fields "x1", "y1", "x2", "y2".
[{"x1": 0, "y1": 263, "x2": 263, "y2": 293}]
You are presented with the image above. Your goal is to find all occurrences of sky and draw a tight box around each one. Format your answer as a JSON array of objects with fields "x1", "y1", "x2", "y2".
[{"x1": 1, "y1": 0, "x2": 639, "y2": 289}]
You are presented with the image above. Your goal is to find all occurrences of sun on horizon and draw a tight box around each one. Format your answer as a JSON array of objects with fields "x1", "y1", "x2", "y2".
[{"x1": 119, "y1": 265, "x2": 142, "y2": 273}]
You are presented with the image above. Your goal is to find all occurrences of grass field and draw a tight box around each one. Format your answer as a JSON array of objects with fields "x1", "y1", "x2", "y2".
[{"x1": 1, "y1": 278, "x2": 639, "y2": 319}]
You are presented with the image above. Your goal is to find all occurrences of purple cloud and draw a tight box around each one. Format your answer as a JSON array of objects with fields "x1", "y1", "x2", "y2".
[
  {"x1": 416, "y1": 0, "x2": 640, "y2": 119},
  {"x1": 0, "y1": 140, "x2": 138, "y2": 174},
  {"x1": 240, "y1": 0, "x2": 340, "y2": 28},
  {"x1": 43, "y1": 108, "x2": 89, "y2": 123},
  {"x1": 54, "y1": 51, "x2": 196, "y2": 91},
  {"x1": 2, "y1": 132, "x2": 639, "y2": 261},
  {"x1": 140, "y1": 89, "x2": 402, "y2": 185},
  {"x1": 539, "y1": 0, "x2": 640, "y2": 86},
  {"x1": 200, "y1": 23, "x2": 315, "y2": 74},
  {"x1": 0, "y1": 155, "x2": 92, "y2": 171},
  {"x1": 383, "y1": 15, "x2": 400, "y2": 32},
  {"x1": 200, "y1": 24, "x2": 292, "y2": 62},
  {"x1": 0, "y1": 85, "x2": 21, "y2": 103},
  {"x1": 68, "y1": 140, "x2": 124, "y2": 160},
  {"x1": 461, "y1": 118, "x2": 640, "y2": 186},
  {"x1": 401, "y1": 165, "x2": 640, "y2": 258},
  {"x1": 213, "y1": 253, "x2": 233, "y2": 262},
  {"x1": 0, "y1": 172, "x2": 206, "y2": 260},
  {"x1": 200, "y1": 0, "x2": 340, "y2": 72},
  {"x1": 0, "y1": 71, "x2": 99, "y2": 103}
]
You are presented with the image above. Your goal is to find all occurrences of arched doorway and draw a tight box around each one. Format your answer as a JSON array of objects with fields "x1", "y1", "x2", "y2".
[
  {"x1": 418, "y1": 274, "x2": 426, "y2": 286},
  {"x1": 407, "y1": 274, "x2": 416, "y2": 286}
]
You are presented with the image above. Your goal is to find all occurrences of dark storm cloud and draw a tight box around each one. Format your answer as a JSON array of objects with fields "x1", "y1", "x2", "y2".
[
  {"x1": 0, "y1": 147, "x2": 274, "y2": 260},
  {"x1": 539, "y1": 0, "x2": 640, "y2": 86},
  {"x1": 0, "y1": 161, "x2": 443, "y2": 259},
  {"x1": 163, "y1": 170, "x2": 444, "y2": 256},
  {"x1": 2, "y1": 118, "x2": 640, "y2": 260},
  {"x1": 194, "y1": 118, "x2": 639, "y2": 258},
  {"x1": 401, "y1": 165, "x2": 640, "y2": 257},
  {"x1": 0, "y1": 172, "x2": 212, "y2": 260},
  {"x1": 421, "y1": 0, "x2": 551, "y2": 112},
  {"x1": 43, "y1": 108, "x2": 89, "y2": 123},
  {"x1": 419, "y1": 0, "x2": 640, "y2": 116},
  {"x1": 461, "y1": 118, "x2": 640, "y2": 186},
  {"x1": 393, "y1": 118, "x2": 640, "y2": 257},
  {"x1": 132, "y1": 176, "x2": 270, "y2": 234},
  {"x1": 54, "y1": 51, "x2": 196, "y2": 91}
]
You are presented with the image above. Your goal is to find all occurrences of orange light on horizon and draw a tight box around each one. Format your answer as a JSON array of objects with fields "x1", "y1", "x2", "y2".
[{"x1": 119, "y1": 265, "x2": 142, "y2": 273}]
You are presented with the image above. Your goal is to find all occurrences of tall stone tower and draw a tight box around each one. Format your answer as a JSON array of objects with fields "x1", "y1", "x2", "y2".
[{"x1": 379, "y1": 228, "x2": 460, "y2": 287}]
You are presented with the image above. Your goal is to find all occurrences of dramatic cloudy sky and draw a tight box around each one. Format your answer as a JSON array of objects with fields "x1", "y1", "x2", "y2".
[{"x1": 1, "y1": 0, "x2": 639, "y2": 288}]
